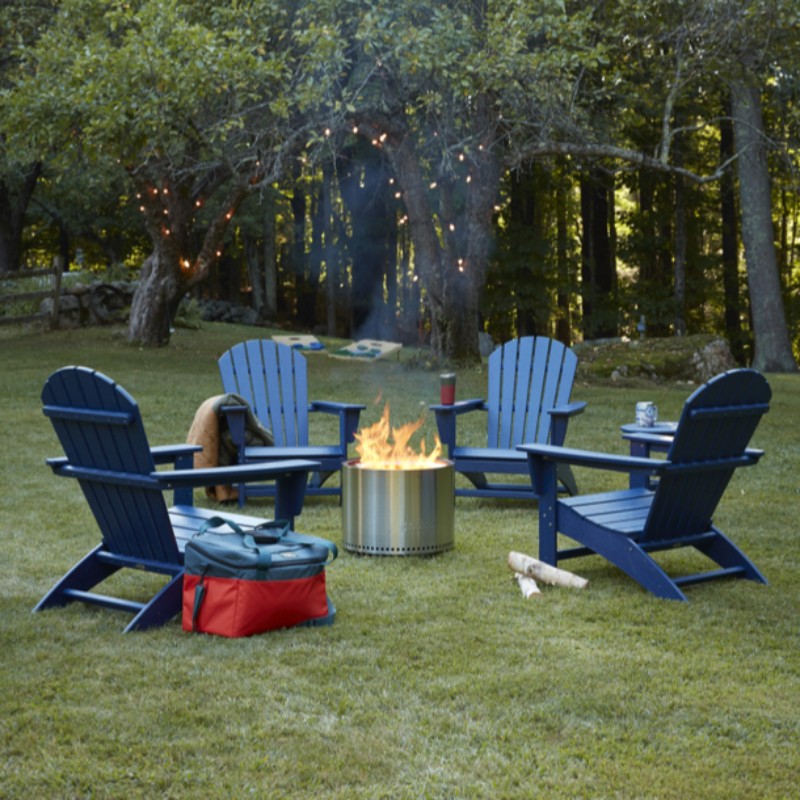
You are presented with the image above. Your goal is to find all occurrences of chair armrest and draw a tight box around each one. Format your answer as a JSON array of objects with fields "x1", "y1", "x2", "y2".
[
  {"x1": 45, "y1": 456, "x2": 68, "y2": 472},
  {"x1": 156, "y1": 459, "x2": 320, "y2": 526},
  {"x1": 47, "y1": 445, "x2": 202, "y2": 471},
  {"x1": 429, "y1": 398, "x2": 485, "y2": 415},
  {"x1": 310, "y1": 400, "x2": 366, "y2": 413},
  {"x1": 150, "y1": 444, "x2": 202, "y2": 465},
  {"x1": 519, "y1": 443, "x2": 668, "y2": 475},
  {"x1": 744, "y1": 447, "x2": 765, "y2": 464},
  {"x1": 548, "y1": 400, "x2": 587, "y2": 419},
  {"x1": 154, "y1": 459, "x2": 319, "y2": 486},
  {"x1": 309, "y1": 401, "x2": 365, "y2": 446}
]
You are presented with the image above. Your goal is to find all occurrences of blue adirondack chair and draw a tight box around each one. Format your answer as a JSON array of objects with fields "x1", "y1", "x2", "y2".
[
  {"x1": 520, "y1": 369, "x2": 771, "y2": 601},
  {"x1": 34, "y1": 366, "x2": 319, "y2": 632},
  {"x1": 431, "y1": 336, "x2": 586, "y2": 499},
  {"x1": 218, "y1": 339, "x2": 365, "y2": 505}
]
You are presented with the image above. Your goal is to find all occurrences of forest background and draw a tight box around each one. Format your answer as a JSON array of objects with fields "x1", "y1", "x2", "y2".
[{"x1": 1, "y1": 0, "x2": 798, "y2": 371}]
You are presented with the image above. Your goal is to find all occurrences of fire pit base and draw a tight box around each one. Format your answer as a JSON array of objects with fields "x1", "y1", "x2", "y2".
[{"x1": 342, "y1": 459, "x2": 454, "y2": 555}]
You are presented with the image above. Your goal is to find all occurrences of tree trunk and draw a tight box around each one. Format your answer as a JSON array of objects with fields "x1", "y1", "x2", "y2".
[
  {"x1": 509, "y1": 171, "x2": 537, "y2": 336},
  {"x1": 128, "y1": 248, "x2": 183, "y2": 346},
  {"x1": 127, "y1": 174, "x2": 249, "y2": 346},
  {"x1": 580, "y1": 171, "x2": 616, "y2": 339},
  {"x1": 719, "y1": 105, "x2": 743, "y2": 362},
  {"x1": 339, "y1": 141, "x2": 393, "y2": 339},
  {"x1": 363, "y1": 107, "x2": 495, "y2": 363},
  {"x1": 555, "y1": 161, "x2": 571, "y2": 345},
  {"x1": 0, "y1": 163, "x2": 42, "y2": 273},
  {"x1": 321, "y1": 160, "x2": 338, "y2": 336},
  {"x1": 244, "y1": 234, "x2": 265, "y2": 317},
  {"x1": 383, "y1": 130, "x2": 449, "y2": 355},
  {"x1": 673, "y1": 174, "x2": 687, "y2": 336},
  {"x1": 446, "y1": 143, "x2": 499, "y2": 360},
  {"x1": 291, "y1": 175, "x2": 315, "y2": 327},
  {"x1": 730, "y1": 81, "x2": 798, "y2": 372},
  {"x1": 262, "y1": 192, "x2": 278, "y2": 321}
]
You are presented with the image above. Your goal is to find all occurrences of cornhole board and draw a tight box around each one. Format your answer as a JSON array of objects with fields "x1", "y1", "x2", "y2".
[
  {"x1": 329, "y1": 339, "x2": 402, "y2": 361},
  {"x1": 272, "y1": 334, "x2": 325, "y2": 352}
]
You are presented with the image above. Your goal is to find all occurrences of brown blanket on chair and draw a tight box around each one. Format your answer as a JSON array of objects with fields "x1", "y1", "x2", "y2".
[{"x1": 186, "y1": 393, "x2": 273, "y2": 502}]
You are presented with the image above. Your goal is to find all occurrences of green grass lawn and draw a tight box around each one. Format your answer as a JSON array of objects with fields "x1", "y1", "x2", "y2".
[{"x1": 1, "y1": 323, "x2": 798, "y2": 799}]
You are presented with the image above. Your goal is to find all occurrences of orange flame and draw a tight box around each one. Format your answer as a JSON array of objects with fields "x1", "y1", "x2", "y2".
[{"x1": 355, "y1": 403, "x2": 442, "y2": 470}]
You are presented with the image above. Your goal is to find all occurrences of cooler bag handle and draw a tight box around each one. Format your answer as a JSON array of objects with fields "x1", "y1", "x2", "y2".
[
  {"x1": 196, "y1": 516, "x2": 338, "y2": 566},
  {"x1": 196, "y1": 516, "x2": 285, "y2": 568},
  {"x1": 250, "y1": 521, "x2": 338, "y2": 563},
  {"x1": 248, "y1": 519, "x2": 291, "y2": 543},
  {"x1": 197, "y1": 516, "x2": 288, "y2": 544}
]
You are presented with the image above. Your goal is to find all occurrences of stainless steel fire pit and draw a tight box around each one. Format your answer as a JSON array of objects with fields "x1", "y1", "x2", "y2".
[{"x1": 341, "y1": 459, "x2": 455, "y2": 555}]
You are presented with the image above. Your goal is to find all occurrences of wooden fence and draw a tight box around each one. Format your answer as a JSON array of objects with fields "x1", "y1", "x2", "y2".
[{"x1": 0, "y1": 264, "x2": 62, "y2": 328}]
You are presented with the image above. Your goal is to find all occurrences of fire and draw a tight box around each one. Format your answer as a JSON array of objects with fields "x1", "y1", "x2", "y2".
[{"x1": 355, "y1": 403, "x2": 442, "y2": 470}]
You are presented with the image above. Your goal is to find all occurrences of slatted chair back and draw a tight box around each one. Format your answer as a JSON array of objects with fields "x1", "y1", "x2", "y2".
[
  {"x1": 644, "y1": 369, "x2": 771, "y2": 542},
  {"x1": 41, "y1": 366, "x2": 180, "y2": 566},
  {"x1": 486, "y1": 336, "x2": 578, "y2": 448},
  {"x1": 219, "y1": 340, "x2": 310, "y2": 448}
]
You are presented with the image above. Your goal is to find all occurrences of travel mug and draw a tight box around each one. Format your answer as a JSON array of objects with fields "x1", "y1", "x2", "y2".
[{"x1": 440, "y1": 373, "x2": 456, "y2": 405}]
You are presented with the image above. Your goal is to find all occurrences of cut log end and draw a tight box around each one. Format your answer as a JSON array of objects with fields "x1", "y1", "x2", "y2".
[{"x1": 513, "y1": 573, "x2": 542, "y2": 599}]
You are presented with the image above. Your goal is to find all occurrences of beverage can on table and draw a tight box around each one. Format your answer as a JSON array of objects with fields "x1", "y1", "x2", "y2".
[{"x1": 635, "y1": 401, "x2": 658, "y2": 427}]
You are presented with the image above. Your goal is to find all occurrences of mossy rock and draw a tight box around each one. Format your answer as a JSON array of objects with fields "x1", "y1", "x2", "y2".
[{"x1": 573, "y1": 334, "x2": 738, "y2": 385}]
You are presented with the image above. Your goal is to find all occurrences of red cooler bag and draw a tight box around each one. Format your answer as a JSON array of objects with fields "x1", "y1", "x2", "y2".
[{"x1": 182, "y1": 517, "x2": 337, "y2": 637}]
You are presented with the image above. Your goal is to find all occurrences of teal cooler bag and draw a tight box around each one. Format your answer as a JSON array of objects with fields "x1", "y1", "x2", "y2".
[{"x1": 182, "y1": 518, "x2": 337, "y2": 637}]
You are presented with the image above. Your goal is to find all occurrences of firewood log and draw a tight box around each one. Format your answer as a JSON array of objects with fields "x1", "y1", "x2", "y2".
[
  {"x1": 508, "y1": 551, "x2": 588, "y2": 590},
  {"x1": 513, "y1": 573, "x2": 541, "y2": 599}
]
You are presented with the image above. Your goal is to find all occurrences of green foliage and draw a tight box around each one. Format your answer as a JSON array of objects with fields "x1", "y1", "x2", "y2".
[
  {"x1": 1, "y1": 325, "x2": 798, "y2": 797},
  {"x1": 1, "y1": 0, "x2": 799, "y2": 360}
]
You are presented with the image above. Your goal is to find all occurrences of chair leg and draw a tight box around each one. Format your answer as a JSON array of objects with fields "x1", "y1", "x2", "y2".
[
  {"x1": 123, "y1": 572, "x2": 185, "y2": 632},
  {"x1": 33, "y1": 545, "x2": 121, "y2": 611},
  {"x1": 694, "y1": 527, "x2": 768, "y2": 585},
  {"x1": 574, "y1": 528, "x2": 689, "y2": 601},
  {"x1": 462, "y1": 471, "x2": 488, "y2": 489},
  {"x1": 309, "y1": 470, "x2": 334, "y2": 489}
]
